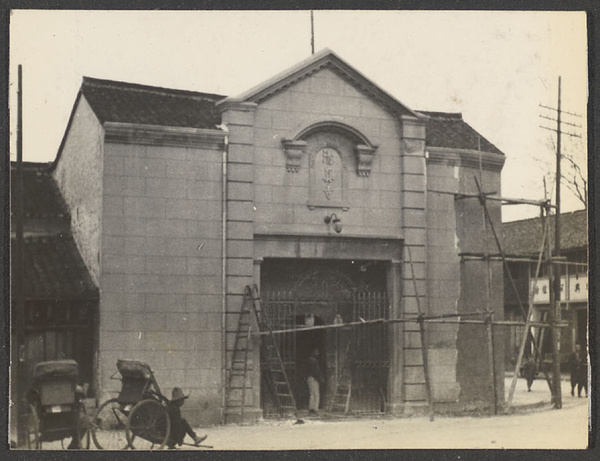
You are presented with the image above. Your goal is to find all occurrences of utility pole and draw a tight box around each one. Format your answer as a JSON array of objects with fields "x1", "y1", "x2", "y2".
[
  {"x1": 310, "y1": 11, "x2": 315, "y2": 55},
  {"x1": 539, "y1": 77, "x2": 582, "y2": 409},
  {"x1": 14, "y1": 64, "x2": 26, "y2": 445},
  {"x1": 552, "y1": 76, "x2": 563, "y2": 409}
]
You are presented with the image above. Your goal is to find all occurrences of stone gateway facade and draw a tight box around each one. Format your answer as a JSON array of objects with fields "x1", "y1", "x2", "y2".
[{"x1": 51, "y1": 49, "x2": 506, "y2": 425}]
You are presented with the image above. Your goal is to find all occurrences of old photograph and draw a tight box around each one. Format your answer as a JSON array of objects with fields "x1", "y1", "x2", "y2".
[{"x1": 8, "y1": 9, "x2": 589, "y2": 450}]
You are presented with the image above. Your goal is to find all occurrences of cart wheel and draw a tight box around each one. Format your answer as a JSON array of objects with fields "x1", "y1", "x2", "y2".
[
  {"x1": 91, "y1": 398, "x2": 130, "y2": 450},
  {"x1": 126, "y1": 399, "x2": 170, "y2": 450},
  {"x1": 25, "y1": 404, "x2": 41, "y2": 449}
]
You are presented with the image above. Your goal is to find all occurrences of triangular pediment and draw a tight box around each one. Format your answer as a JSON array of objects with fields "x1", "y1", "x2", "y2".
[{"x1": 219, "y1": 48, "x2": 422, "y2": 119}]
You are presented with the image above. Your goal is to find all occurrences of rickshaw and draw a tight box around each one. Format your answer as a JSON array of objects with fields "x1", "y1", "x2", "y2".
[
  {"x1": 25, "y1": 359, "x2": 90, "y2": 449},
  {"x1": 90, "y1": 359, "x2": 170, "y2": 450}
]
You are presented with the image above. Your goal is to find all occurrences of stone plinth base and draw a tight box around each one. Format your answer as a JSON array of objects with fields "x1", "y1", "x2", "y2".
[{"x1": 223, "y1": 407, "x2": 263, "y2": 425}]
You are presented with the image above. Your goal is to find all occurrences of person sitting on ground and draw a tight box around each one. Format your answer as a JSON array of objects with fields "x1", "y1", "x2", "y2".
[{"x1": 166, "y1": 387, "x2": 207, "y2": 449}]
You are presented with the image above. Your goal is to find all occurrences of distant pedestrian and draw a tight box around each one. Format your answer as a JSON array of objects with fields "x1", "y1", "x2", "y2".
[
  {"x1": 522, "y1": 358, "x2": 537, "y2": 392},
  {"x1": 307, "y1": 348, "x2": 324, "y2": 415},
  {"x1": 569, "y1": 344, "x2": 582, "y2": 397},
  {"x1": 577, "y1": 348, "x2": 588, "y2": 398}
]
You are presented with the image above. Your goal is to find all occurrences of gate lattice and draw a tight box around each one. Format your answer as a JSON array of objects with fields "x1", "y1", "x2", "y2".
[{"x1": 262, "y1": 283, "x2": 388, "y2": 415}]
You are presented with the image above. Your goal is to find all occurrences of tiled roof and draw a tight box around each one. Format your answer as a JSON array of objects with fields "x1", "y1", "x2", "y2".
[
  {"x1": 10, "y1": 162, "x2": 69, "y2": 221},
  {"x1": 502, "y1": 209, "x2": 588, "y2": 256},
  {"x1": 11, "y1": 162, "x2": 98, "y2": 300},
  {"x1": 419, "y1": 111, "x2": 504, "y2": 156},
  {"x1": 11, "y1": 234, "x2": 99, "y2": 300},
  {"x1": 81, "y1": 77, "x2": 226, "y2": 129}
]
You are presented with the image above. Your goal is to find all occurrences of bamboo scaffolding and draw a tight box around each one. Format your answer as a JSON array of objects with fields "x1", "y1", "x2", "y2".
[
  {"x1": 428, "y1": 189, "x2": 555, "y2": 208},
  {"x1": 473, "y1": 177, "x2": 555, "y2": 401},
  {"x1": 476, "y1": 157, "x2": 499, "y2": 415},
  {"x1": 459, "y1": 253, "x2": 587, "y2": 267},
  {"x1": 507, "y1": 207, "x2": 550, "y2": 408},
  {"x1": 258, "y1": 316, "x2": 568, "y2": 336}
]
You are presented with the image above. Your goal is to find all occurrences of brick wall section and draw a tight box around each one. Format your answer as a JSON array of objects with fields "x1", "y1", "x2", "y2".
[
  {"x1": 99, "y1": 139, "x2": 224, "y2": 425},
  {"x1": 251, "y1": 67, "x2": 403, "y2": 238},
  {"x1": 53, "y1": 96, "x2": 104, "y2": 285}
]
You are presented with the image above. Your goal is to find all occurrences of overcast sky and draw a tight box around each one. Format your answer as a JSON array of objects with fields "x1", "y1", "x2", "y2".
[{"x1": 9, "y1": 10, "x2": 588, "y2": 222}]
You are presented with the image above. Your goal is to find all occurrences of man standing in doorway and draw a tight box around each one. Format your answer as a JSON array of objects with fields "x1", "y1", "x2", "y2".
[{"x1": 307, "y1": 348, "x2": 324, "y2": 415}]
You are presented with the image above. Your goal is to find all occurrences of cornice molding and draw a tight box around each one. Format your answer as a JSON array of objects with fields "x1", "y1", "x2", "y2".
[
  {"x1": 215, "y1": 100, "x2": 257, "y2": 113},
  {"x1": 103, "y1": 122, "x2": 225, "y2": 149},
  {"x1": 427, "y1": 147, "x2": 506, "y2": 172}
]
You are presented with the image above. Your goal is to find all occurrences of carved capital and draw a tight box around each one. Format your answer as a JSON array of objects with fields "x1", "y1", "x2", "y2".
[
  {"x1": 355, "y1": 144, "x2": 377, "y2": 177},
  {"x1": 281, "y1": 139, "x2": 307, "y2": 173},
  {"x1": 403, "y1": 139, "x2": 426, "y2": 155}
]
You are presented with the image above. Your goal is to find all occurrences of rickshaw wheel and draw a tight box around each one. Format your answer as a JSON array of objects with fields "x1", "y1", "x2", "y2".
[
  {"x1": 126, "y1": 399, "x2": 170, "y2": 450},
  {"x1": 25, "y1": 404, "x2": 41, "y2": 449},
  {"x1": 91, "y1": 398, "x2": 131, "y2": 450}
]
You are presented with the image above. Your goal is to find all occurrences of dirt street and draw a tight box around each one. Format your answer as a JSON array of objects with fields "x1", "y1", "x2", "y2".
[
  {"x1": 199, "y1": 397, "x2": 588, "y2": 450},
  {"x1": 19, "y1": 375, "x2": 590, "y2": 451}
]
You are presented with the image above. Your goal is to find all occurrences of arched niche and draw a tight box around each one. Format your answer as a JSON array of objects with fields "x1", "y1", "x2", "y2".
[{"x1": 281, "y1": 121, "x2": 378, "y2": 177}]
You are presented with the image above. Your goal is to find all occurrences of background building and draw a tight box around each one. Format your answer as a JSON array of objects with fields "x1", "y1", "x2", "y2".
[
  {"x1": 502, "y1": 209, "x2": 588, "y2": 368},
  {"x1": 10, "y1": 162, "x2": 99, "y2": 431}
]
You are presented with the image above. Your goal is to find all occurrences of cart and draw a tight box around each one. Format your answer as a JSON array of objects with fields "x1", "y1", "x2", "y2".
[
  {"x1": 25, "y1": 360, "x2": 90, "y2": 450},
  {"x1": 90, "y1": 359, "x2": 170, "y2": 450}
]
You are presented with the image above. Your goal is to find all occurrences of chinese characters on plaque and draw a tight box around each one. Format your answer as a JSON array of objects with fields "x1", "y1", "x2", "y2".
[{"x1": 315, "y1": 147, "x2": 342, "y2": 202}]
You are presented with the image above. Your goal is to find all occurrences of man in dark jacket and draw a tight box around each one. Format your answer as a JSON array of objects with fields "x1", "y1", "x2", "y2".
[
  {"x1": 522, "y1": 357, "x2": 537, "y2": 392},
  {"x1": 569, "y1": 344, "x2": 582, "y2": 396},
  {"x1": 307, "y1": 348, "x2": 324, "y2": 415},
  {"x1": 166, "y1": 387, "x2": 207, "y2": 449},
  {"x1": 577, "y1": 347, "x2": 588, "y2": 398}
]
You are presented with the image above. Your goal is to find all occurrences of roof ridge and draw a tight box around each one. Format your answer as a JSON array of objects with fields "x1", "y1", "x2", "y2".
[
  {"x1": 418, "y1": 111, "x2": 463, "y2": 120},
  {"x1": 503, "y1": 208, "x2": 587, "y2": 225},
  {"x1": 82, "y1": 76, "x2": 226, "y2": 101}
]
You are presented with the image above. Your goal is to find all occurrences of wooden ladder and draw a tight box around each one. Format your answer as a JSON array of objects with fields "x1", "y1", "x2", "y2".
[
  {"x1": 248, "y1": 285, "x2": 297, "y2": 418},
  {"x1": 225, "y1": 291, "x2": 254, "y2": 424},
  {"x1": 328, "y1": 337, "x2": 354, "y2": 414}
]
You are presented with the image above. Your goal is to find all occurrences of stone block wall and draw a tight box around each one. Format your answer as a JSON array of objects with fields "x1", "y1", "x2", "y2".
[
  {"x1": 455, "y1": 165, "x2": 505, "y2": 408},
  {"x1": 53, "y1": 96, "x2": 104, "y2": 285},
  {"x1": 422, "y1": 160, "x2": 462, "y2": 403},
  {"x1": 99, "y1": 139, "x2": 224, "y2": 425}
]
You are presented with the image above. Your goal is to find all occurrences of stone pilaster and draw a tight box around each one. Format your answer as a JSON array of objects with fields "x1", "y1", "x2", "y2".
[
  {"x1": 386, "y1": 259, "x2": 404, "y2": 413},
  {"x1": 399, "y1": 115, "x2": 429, "y2": 409},
  {"x1": 218, "y1": 100, "x2": 262, "y2": 423}
]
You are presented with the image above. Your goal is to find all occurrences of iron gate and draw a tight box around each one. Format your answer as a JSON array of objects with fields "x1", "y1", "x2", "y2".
[{"x1": 261, "y1": 270, "x2": 389, "y2": 416}]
